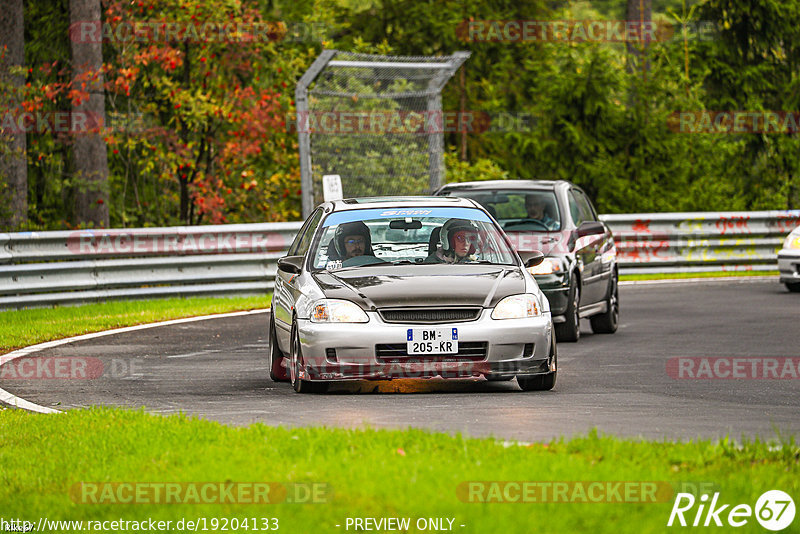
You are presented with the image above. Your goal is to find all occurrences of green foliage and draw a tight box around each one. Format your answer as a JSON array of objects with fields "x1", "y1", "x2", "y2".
[
  {"x1": 1, "y1": 407, "x2": 798, "y2": 533},
  {"x1": 5, "y1": 0, "x2": 800, "y2": 231}
]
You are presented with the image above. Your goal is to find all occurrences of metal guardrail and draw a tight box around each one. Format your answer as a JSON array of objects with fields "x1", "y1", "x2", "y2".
[
  {"x1": 1, "y1": 211, "x2": 798, "y2": 309},
  {"x1": 600, "y1": 210, "x2": 800, "y2": 274},
  {"x1": 0, "y1": 223, "x2": 303, "y2": 309}
]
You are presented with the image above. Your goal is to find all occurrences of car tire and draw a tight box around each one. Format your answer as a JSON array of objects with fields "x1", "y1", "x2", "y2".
[
  {"x1": 554, "y1": 274, "x2": 580, "y2": 342},
  {"x1": 290, "y1": 322, "x2": 328, "y2": 394},
  {"x1": 268, "y1": 312, "x2": 289, "y2": 382},
  {"x1": 517, "y1": 339, "x2": 557, "y2": 391},
  {"x1": 590, "y1": 270, "x2": 619, "y2": 334},
  {"x1": 786, "y1": 282, "x2": 800, "y2": 293}
]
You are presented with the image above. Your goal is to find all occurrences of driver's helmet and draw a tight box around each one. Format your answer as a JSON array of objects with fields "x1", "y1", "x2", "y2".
[
  {"x1": 333, "y1": 221, "x2": 374, "y2": 258},
  {"x1": 439, "y1": 218, "x2": 480, "y2": 254}
]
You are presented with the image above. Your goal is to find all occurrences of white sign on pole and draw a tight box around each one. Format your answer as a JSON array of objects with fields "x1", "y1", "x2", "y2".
[{"x1": 322, "y1": 174, "x2": 343, "y2": 202}]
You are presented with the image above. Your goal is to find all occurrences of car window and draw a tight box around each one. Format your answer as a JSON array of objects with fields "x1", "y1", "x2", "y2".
[
  {"x1": 288, "y1": 208, "x2": 323, "y2": 256},
  {"x1": 440, "y1": 190, "x2": 561, "y2": 231},
  {"x1": 567, "y1": 190, "x2": 586, "y2": 226},
  {"x1": 309, "y1": 207, "x2": 518, "y2": 270},
  {"x1": 574, "y1": 189, "x2": 598, "y2": 222}
]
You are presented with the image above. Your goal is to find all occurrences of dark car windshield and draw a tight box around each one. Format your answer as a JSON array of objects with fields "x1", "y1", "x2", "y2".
[
  {"x1": 441, "y1": 189, "x2": 561, "y2": 232},
  {"x1": 310, "y1": 206, "x2": 518, "y2": 271}
]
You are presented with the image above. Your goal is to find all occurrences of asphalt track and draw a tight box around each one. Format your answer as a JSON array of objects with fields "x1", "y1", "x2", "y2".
[{"x1": 2, "y1": 279, "x2": 799, "y2": 442}]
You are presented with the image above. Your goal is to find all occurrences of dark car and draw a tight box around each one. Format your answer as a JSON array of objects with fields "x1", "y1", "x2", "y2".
[
  {"x1": 269, "y1": 196, "x2": 557, "y2": 393},
  {"x1": 435, "y1": 180, "x2": 618, "y2": 342}
]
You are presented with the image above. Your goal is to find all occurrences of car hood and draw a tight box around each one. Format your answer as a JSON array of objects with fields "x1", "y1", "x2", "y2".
[{"x1": 312, "y1": 265, "x2": 526, "y2": 310}]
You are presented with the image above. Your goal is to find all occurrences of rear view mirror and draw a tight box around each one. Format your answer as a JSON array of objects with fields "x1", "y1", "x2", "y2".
[
  {"x1": 576, "y1": 221, "x2": 605, "y2": 238},
  {"x1": 389, "y1": 219, "x2": 422, "y2": 230},
  {"x1": 277, "y1": 256, "x2": 304, "y2": 274},
  {"x1": 518, "y1": 251, "x2": 545, "y2": 268}
]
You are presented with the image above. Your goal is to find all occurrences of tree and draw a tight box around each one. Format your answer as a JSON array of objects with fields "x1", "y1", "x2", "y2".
[
  {"x1": 0, "y1": 0, "x2": 27, "y2": 230},
  {"x1": 69, "y1": 0, "x2": 109, "y2": 227}
]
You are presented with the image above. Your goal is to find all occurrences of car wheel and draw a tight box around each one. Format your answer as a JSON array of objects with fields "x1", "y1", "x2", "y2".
[
  {"x1": 518, "y1": 339, "x2": 557, "y2": 391},
  {"x1": 268, "y1": 313, "x2": 289, "y2": 382},
  {"x1": 786, "y1": 282, "x2": 800, "y2": 293},
  {"x1": 590, "y1": 270, "x2": 619, "y2": 334},
  {"x1": 554, "y1": 274, "x2": 580, "y2": 342},
  {"x1": 290, "y1": 322, "x2": 328, "y2": 394}
]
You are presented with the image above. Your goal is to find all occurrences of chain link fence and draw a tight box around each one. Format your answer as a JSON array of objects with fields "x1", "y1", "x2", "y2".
[{"x1": 296, "y1": 50, "x2": 469, "y2": 217}]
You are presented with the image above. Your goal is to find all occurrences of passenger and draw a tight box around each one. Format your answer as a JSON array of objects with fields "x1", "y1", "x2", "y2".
[
  {"x1": 524, "y1": 195, "x2": 557, "y2": 229},
  {"x1": 333, "y1": 221, "x2": 374, "y2": 260},
  {"x1": 425, "y1": 218, "x2": 479, "y2": 264}
]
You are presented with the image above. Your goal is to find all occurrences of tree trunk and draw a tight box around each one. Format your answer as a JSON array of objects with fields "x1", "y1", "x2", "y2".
[
  {"x1": 70, "y1": 0, "x2": 109, "y2": 227},
  {"x1": 626, "y1": 0, "x2": 652, "y2": 77},
  {"x1": 0, "y1": 0, "x2": 27, "y2": 229}
]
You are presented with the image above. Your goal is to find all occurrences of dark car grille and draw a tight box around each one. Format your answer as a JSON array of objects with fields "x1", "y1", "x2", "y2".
[
  {"x1": 375, "y1": 342, "x2": 488, "y2": 362},
  {"x1": 378, "y1": 307, "x2": 481, "y2": 324}
]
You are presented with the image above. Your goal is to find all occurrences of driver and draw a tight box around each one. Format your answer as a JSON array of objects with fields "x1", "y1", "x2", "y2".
[
  {"x1": 425, "y1": 218, "x2": 480, "y2": 264},
  {"x1": 333, "y1": 221, "x2": 374, "y2": 260},
  {"x1": 524, "y1": 195, "x2": 557, "y2": 229}
]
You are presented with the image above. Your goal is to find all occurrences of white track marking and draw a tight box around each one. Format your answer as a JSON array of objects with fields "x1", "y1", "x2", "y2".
[{"x1": 0, "y1": 309, "x2": 268, "y2": 413}]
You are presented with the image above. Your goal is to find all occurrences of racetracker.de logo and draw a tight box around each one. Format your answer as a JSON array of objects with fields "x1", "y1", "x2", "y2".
[
  {"x1": 0, "y1": 111, "x2": 103, "y2": 134},
  {"x1": 68, "y1": 20, "x2": 325, "y2": 44},
  {"x1": 668, "y1": 111, "x2": 800, "y2": 134},
  {"x1": 456, "y1": 20, "x2": 716, "y2": 43},
  {"x1": 69, "y1": 482, "x2": 330, "y2": 504},
  {"x1": 457, "y1": 481, "x2": 675, "y2": 503},
  {"x1": 666, "y1": 357, "x2": 800, "y2": 379},
  {"x1": 66, "y1": 230, "x2": 290, "y2": 256},
  {"x1": 287, "y1": 111, "x2": 534, "y2": 135}
]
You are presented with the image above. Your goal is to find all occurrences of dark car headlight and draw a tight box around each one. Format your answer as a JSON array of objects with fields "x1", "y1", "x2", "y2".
[{"x1": 310, "y1": 299, "x2": 369, "y2": 323}]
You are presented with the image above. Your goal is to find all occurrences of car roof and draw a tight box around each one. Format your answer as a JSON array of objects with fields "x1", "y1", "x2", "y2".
[
  {"x1": 325, "y1": 196, "x2": 481, "y2": 212},
  {"x1": 437, "y1": 180, "x2": 569, "y2": 192}
]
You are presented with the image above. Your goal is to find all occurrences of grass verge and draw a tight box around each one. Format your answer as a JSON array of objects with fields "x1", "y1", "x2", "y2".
[
  {"x1": 620, "y1": 270, "x2": 779, "y2": 282},
  {"x1": 0, "y1": 407, "x2": 797, "y2": 533},
  {"x1": 0, "y1": 295, "x2": 270, "y2": 354}
]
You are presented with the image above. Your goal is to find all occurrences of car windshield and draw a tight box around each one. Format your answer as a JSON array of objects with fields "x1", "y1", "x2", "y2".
[
  {"x1": 310, "y1": 206, "x2": 518, "y2": 271},
  {"x1": 443, "y1": 190, "x2": 561, "y2": 231}
]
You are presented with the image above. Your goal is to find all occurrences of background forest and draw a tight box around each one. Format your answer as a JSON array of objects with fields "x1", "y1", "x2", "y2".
[{"x1": 1, "y1": 0, "x2": 799, "y2": 231}]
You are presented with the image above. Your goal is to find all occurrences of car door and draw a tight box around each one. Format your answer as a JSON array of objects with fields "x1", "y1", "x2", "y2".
[
  {"x1": 568, "y1": 188, "x2": 605, "y2": 306},
  {"x1": 274, "y1": 208, "x2": 323, "y2": 340}
]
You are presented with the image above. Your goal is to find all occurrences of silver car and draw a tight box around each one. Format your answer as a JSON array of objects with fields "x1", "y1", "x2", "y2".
[
  {"x1": 778, "y1": 225, "x2": 800, "y2": 292},
  {"x1": 268, "y1": 197, "x2": 556, "y2": 393}
]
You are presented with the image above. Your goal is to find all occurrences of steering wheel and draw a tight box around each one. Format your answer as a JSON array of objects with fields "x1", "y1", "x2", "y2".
[{"x1": 504, "y1": 219, "x2": 550, "y2": 231}]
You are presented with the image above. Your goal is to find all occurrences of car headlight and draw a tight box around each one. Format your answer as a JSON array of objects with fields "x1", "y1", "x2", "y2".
[
  {"x1": 491, "y1": 294, "x2": 542, "y2": 320},
  {"x1": 527, "y1": 257, "x2": 564, "y2": 276},
  {"x1": 783, "y1": 231, "x2": 800, "y2": 250},
  {"x1": 310, "y1": 299, "x2": 369, "y2": 323}
]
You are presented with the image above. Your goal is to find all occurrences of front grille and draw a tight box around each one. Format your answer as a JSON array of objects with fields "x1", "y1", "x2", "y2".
[
  {"x1": 375, "y1": 342, "x2": 487, "y2": 362},
  {"x1": 378, "y1": 307, "x2": 481, "y2": 324}
]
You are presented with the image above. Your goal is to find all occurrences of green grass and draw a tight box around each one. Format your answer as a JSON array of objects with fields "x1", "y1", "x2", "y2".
[
  {"x1": 0, "y1": 408, "x2": 797, "y2": 533},
  {"x1": 0, "y1": 296, "x2": 270, "y2": 353},
  {"x1": 620, "y1": 270, "x2": 779, "y2": 282}
]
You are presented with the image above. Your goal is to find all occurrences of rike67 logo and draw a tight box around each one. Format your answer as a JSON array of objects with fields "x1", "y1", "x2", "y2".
[{"x1": 668, "y1": 490, "x2": 795, "y2": 531}]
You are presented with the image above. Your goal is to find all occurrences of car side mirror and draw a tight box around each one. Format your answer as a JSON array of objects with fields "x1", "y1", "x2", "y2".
[
  {"x1": 576, "y1": 221, "x2": 605, "y2": 238},
  {"x1": 277, "y1": 255, "x2": 304, "y2": 274},
  {"x1": 518, "y1": 250, "x2": 545, "y2": 268}
]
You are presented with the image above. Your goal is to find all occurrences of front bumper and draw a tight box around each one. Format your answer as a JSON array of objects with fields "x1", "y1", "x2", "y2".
[
  {"x1": 535, "y1": 273, "x2": 570, "y2": 317},
  {"x1": 778, "y1": 251, "x2": 800, "y2": 284},
  {"x1": 295, "y1": 309, "x2": 553, "y2": 382}
]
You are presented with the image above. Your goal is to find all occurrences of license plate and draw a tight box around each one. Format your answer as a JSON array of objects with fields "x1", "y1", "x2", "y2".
[{"x1": 406, "y1": 327, "x2": 458, "y2": 355}]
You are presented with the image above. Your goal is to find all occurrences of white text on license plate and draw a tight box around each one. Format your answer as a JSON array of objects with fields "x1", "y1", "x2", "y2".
[{"x1": 407, "y1": 328, "x2": 458, "y2": 355}]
